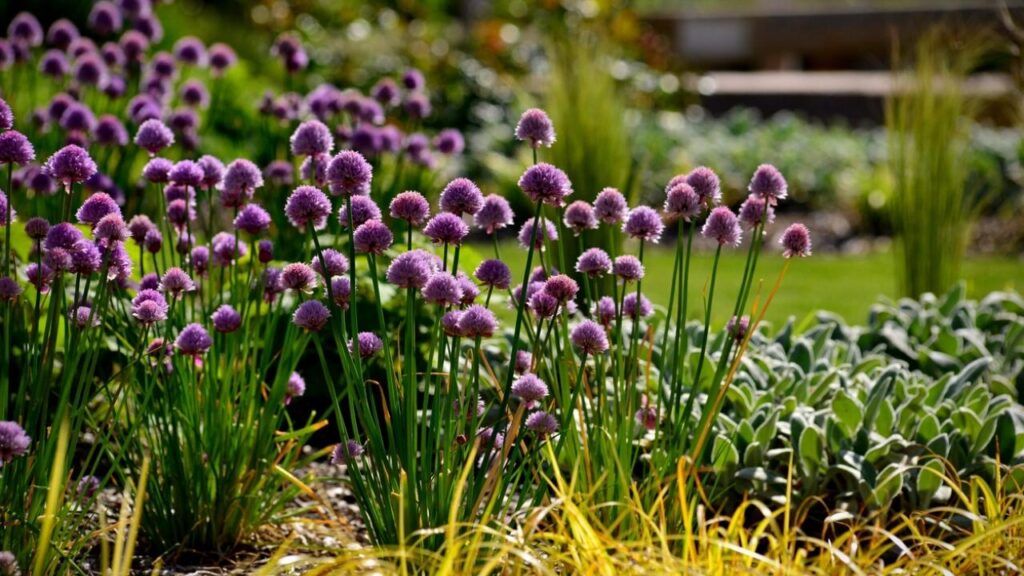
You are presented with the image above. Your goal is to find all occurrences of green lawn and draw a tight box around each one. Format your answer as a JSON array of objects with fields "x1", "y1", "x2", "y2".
[{"x1": 479, "y1": 241, "x2": 1021, "y2": 330}]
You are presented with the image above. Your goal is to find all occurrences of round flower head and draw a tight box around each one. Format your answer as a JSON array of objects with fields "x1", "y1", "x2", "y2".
[
  {"x1": 76, "y1": 474, "x2": 100, "y2": 500},
  {"x1": 311, "y1": 249, "x2": 348, "y2": 278},
  {"x1": 528, "y1": 289, "x2": 560, "y2": 318},
  {"x1": 515, "y1": 108, "x2": 556, "y2": 148},
  {"x1": 0, "y1": 130, "x2": 36, "y2": 165},
  {"x1": 209, "y1": 42, "x2": 237, "y2": 74},
  {"x1": 40, "y1": 49, "x2": 70, "y2": 78},
  {"x1": 44, "y1": 222, "x2": 84, "y2": 251},
  {"x1": 169, "y1": 160, "x2": 203, "y2": 188},
  {"x1": 285, "y1": 185, "x2": 332, "y2": 230},
  {"x1": 329, "y1": 276, "x2": 351, "y2": 308},
  {"x1": 390, "y1": 191, "x2": 430, "y2": 225},
  {"x1": 290, "y1": 120, "x2": 334, "y2": 157},
  {"x1": 211, "y1": 304, "x2": 242, "y2": 333},
  {"x1": 702, "y1": 206, "x2": 742, "y2": 247},
  {"x1": 26, "y1": 263, "x2": 55, "y2": 293},
  {"x1": 686, "y1": 166, "x2": 722, "y2": 207},
  {"x1": 286, "y1": 372, "x2": 305, "y2": 403},
  {"x1": 402, "y1": 68, "x2": 425, "y2": 90},
  {"x1": 738, "y1": 195, "x2": 774, "y2": 229},
  {"x1": 387, "y1": 249, "x2": 436, "y2": 289},
  {"x1": 101, "y1": 42, "x2": 126, "y2": 68},
  {"x1": 457, "y1": 274, "x2": 479, "y2": 305},
  {"x1": 0, "y1": 98, "x2": 12, "y2": 131},
  {"x1": 234, "y1": 203, "x2": 272, "y2": 235},
  {"x1": 459, "y1": 304, "x2": 498, "y2": 338},
  {"x1": 518, "y1": 163, "x2": 572, "y2": 207},
  {"x1": 726, "y1": 315, "x2": 750, "y2": 342},
  {"x1": 326, "y1": 150, "x2": 372, "y2": 197},
  {"x1": 543, "y1": 274, "x2": 578, "y2": 303},
  {"x1": 664, "y1": 182, "x2": 701, "y2": 222},
  {"x1": 94, "y1": 213, "x2": 129, "y2": 246},
  {"x1": 371, "y1": 78, "x2": 400, "y2": 106},
  {"x1": 264, "y1": 160, "x2": 294, "y2": 186},
  {"x1": 134, "y1": 119, "x2": 174, "y2": 156},
  {"x1": 423, "y1": 213, "x2": 469, "y2": 245},
  {"x1": 94, "y1": 115, "x2": 128, "y2": 147},
  {"x1": 593, "y1": 188, "x2": 628, "y2": 224},
  {"x1": 474, "y1": 259, "x2": 512, "y2": 289},
  {"x1": 439, "y1": 178, "x2": 484, "y2": 216},
  {"x1": 332, "y1": 439, "x2": 365, "y2": 464},
  {"x1": 219, "y1": 159, "x2": 263, "y2": 207},
  {"x1": 47, "y1": 18, "x2": 80, "y2": 50},
  {"x1": 0, "y1": 191, "x2": 11, "y2": 226},
  {"x1": 354, "y1": 220, "x2": 393, "y2": 254},
  {"x1": 576, "y1": 248, "x2": 612, "y2": 278},
  {"x1": 636, "y1": 403, "x2": 659, "y2": 431},
  {"x1": 780, "y1": 223, "x2": 811, "y2": 258},
  {"x1": 749, "y1": 164, "x2": 787, "y2": 205},
  {"x1": 572, "y1": 320, "x2": 608, "y2": 355},
  {"x1": 257, "y1": 240, "x2": 273, "y2": 264},
  {"x1": 175, "y1": 323, "x2": 212, "y2": 356},
  {"x1": 293, "y1": 300, "x2": 330, "y2": 331},
  {"x1": 517, "y1": 217, "x2": 557, "y2": 250},
  {"x1": 434, "y1": 129, "x2": 465, "y2": 155},
  {"x1": 281, "y1": 262, "x2": 318, "y2": 293},
  {"x1": 422, "y1": 272, "x2": 462, "y2": 306},
  {"x1": 623, "y1": 206, "x2": 664, "y2": 243},
  {"x1": 142, "y1": 157, "x2": 173, "y2": 183},
  {"x1": 613, "y1": 255, "x2": 644, "y2": 282},
  {"x1": 623, "y1": 292, "x2": 653, "y2": 320},
  {"x1": 563, "y1": 201, "x2": 597, "y2": 235},
  {"x1": 160, "y1": 267, "x2": 195, "y2": 298},
  {"x1": 0, "y1": 420, "x2": 31, "y2": 464},
  {"x1": 143, "y1": 228, "x2": 162, "y2": 253},
  {"x1": 88, "y1": 2, "x2": 123, "y2": 35},
  {"x1": 44, "y1": 247, "x2": 73, "y2": 273},
  {"x1": 25, "y1": 217, "x2": 49, "y2": 240},
  {"x1": 196, "y1": 155, "x2": 225, "y2": 188},
  {"x1": 512, "y1": 373, "x2": 548, "y2": 405},
  {"x1": 130, "y1": 289, "x2": 168, "y2": 326},
  {"x1": 174, "y1": 36, "x2": 207, "y2": 66},
  {"x1": 76, "y1": 192, "x2": 121, "y2": 226},
  {"x1": 349, "y1": 332, "x2": 383, "y2": 359},
  {"x1": 180, "y1": 80, "x2": 209, "y2": 108},
  {"x1": 9, "y1": 11, "x2": 43, "y2": 46},
  {"x1": 442, "y1": 310, "x2": 464, "y2": 337},
  {"x1": 0, "y1": 551, "x2": 18, "y2": 576},
  {"x1": 473, "y1": 194, "x2": 514, "y2": 234},
  {"x1": 299, "y1": 154, "x2": 328, "y2": 187},
  {"x1": 525, "y1": 411, "x2": 558, "y2": 436},
  {"x1": 404, "y1": 93, "x2": 431, "y2": 120},
  {"x1": 514, "y1": 350, "x2": 533, "y2": 374},
  {"x1": 0, "y1": 277, "x2": 22, "y2": 303},
  {"x1": 120, "y1": 30, "x2": 149, "y2": 63},
  {"x1": 165, "y1": 199, "x2": 194, "y2": 229},
  {"x1": 338, "y1": 195, "x2": 382, "y2": 229},
  {"x1": 139, "y1": 273, "x2": 160, "y2": 291}
]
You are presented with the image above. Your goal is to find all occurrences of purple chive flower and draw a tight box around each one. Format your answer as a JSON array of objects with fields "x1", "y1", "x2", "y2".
[
  {"x1": 196, "y1": 155, "x2": 225, "y2": 189},
  {"x1": 474, "y1": 194, "x2": 514, "y2": 234},
  {"x1": 572, "y1": 320, "x2": 609, "y2": 355},
  {"x1": 285, "y1": 185, "x2": 332, "y2": 230},
  {"x1": 403, "y1": 93, "x2": 431, "y2": 120},
  {"x1": 218, "y1": 159, "x2": 263, "y2": 207},
  {"x1": 726, "y1": 315, "x2": 750, "y2": 342},
  {"x1": 0, "y1": 192, "x2": 11, "y2": 226},
  {"x1": 332, "y1": 440, "x2": 365, "y2": 464},
  {"x1": 613, "y1": 255, "x2": 644, "y2": 282},
  {"x1": 738, "y1": 195, "x2": 774, "y2": 228},
  {"x1": 623, "y1": 292, "x2": 653, "y2": 320},
  {"x1": 45, "y1": 222, "x2": 84, "y2": 251},
  {"x1": 459, "y1": 304, "x2": 498, "y2": 338},
  {"x1": 442, "y1": 310, "x2": 464, "y2": 337},
  {"x1": 0, "y1": 552, "x2": 17, "y2": 576},
  {"x1": 293, "y1": 300, "x2": 330, "y2": 331},
  {"x1": 174, "y1": 36, "x2": 207, "y2": 66},
  {"x1": 255, "y1": 240, "x2": 272, "y2": 265},
  {"x1": 440, "y1": 178, "x2": 484, "y2": 216},
  {"x1": 702, "y1": 207, "x2": 742, "y2": 247},
  {"x1": 326, "y1": 150, "x2": 372, "y2": 197},
  {"x1": 94, "y1": 214, "x2": 129, "y2": 246},
  {"x1": 422, "y1": 272, "x2": 462, "y2": 306},
  {"x1": 544, "y1": 274, "x2": 579, "y2": 303},
  {"x1": 576, "y1": 248, "x2": 613, "y2": 278},
  {"x1": 664, "y1": 182, "x2": 702, "y2": 222},
  {"x1": 300, "y1": 154, "x2": 328, "y2": 187},
  {"x1": 311, "y1": 248, "x2": 348, "y2": 278},
  {"x1": 0, "y1": 420, "x2": 31, "y2": 464},
  {"x1": 142, "y1": 157, "x2": 173, "y2": 183},
  {"x1": 262, "y1": 268, "x2": 283, "y2": 302},
  {"x1": 387, "y1": 249, "x2": 435, "y2": 289},
  {"x1": 512, "y1": 373, "x2": 548, "y2": 405},
  {"x1": 131, "y1": 289, "x2": 168, "y2": 326},
  {"x1": 518, "y1": 163, "x2": 572, "y2": 207},
  {"x1": 457, "y1": 274, "x2": 479, "y2": 305},
  {"x1": 211, "y1": 304, "x2": 242, "y2": 333},
  {"x1": 120, "y1": 30, "x2": 149, "y2": 63},
  {"x1": 94, "y1": 115, "x2": 128, "y2": 147},
  {"x1": 401, "y1": 68, "x2": 424, "y2": 91},
  {"x1": 264, "y1": 160, "x2": 294, "y2": 186},
  {"x1": 209, "y1": 42, "x2": 236, "y2": 74},
  {"x1": 175, "y1": 323, "x2": 212, "y2": 356},
  {"x1": 76, "y1": 474, "x2": 101, "y2": 500},
  {"x1": 514, "y1": 351, "x2": 533, "y2": 375},
  {"x1": 169, "y1": 160, "x2": 203, "y2": 188},
  {"x1": 474, "y1": 259, "x2": 512, "y2": 289},
  {"x1": 515, "y1": 108, "x2": 556, "y2": 148},
  {"x1": 26, "y1": 263, "x2": 54, "y2": 293},
  {"x1": 134, "y1": 119, "x2": 174, "y2": 156},
  {"x1": 0, "y1": 98, "x2": 12, "y2": 131},
  {"x1": 234, "y1": 203, "x2": 272, "y2": 235},
  {"x1": 8, "y1": 13, "x2": 42, "y2": 47},
  {"x1": 101, "y1": 42, "x2": 126, "y2": 68},
  {"x1": 88, "y1": 1, "x2": 123, "y2": 35},
  {"x1": 517, "y1": 217, "x2": 558, "y2": 251},
  {"x1": 623, "y1": 206, "x2": 664, "y2": 243},
  {"x1": 0, "y1": 277, "x2": 22, "y2": 303},
  {"x1": 160, "y1": 267, "x2": 196, "y2": 298},
  {"x1": 371, "y1": 78, "x2": 400, "y2": 106},
  {"x1": 687, "y1": 166, "x2": 722, "y2": 207},
  {"x1": 290, "y1": 120, "x2": 334, "y2": 157},
  {"x1": 353, "y1": 220, "x2": 393, "y2": 254},
  {"x1": 0, "y1": 131, "x2": 36, "y2": 165},
  {"x1": 47, "y1": 19, "x2": 80, "y2": 50},
  {"x1": 28, "y1": 167, "x2": 57, "y2": 196},
  {"x1": 434, "y1": 129, "x2": 465, "y2": 155},
  {"x1": 423, "y1": 213, "x2": 469, "y2": 245},
  {"x1": 338, "y1": 195, "x2": 382, "y2": 229},
  {"x1": 525, "y1": 411, "x2": 558, "y2": 436},
  {"x1": 636, "y1": 403, "x2": 659, "y2": 431},
  {"x1": 389, "y1": 191, "x2": 430, "y2": 225},
  {"x1": 76, "y1": 192, "x2": 121, "y2": 226},
  {"x1": 749, "y1": 164, "x2": 787, "y2": 205},
  {"x1": 180, "y1": 80, "x2": 209, "y2": 108},
  {"x1": 44, "y1": 248, "x2": 73, "y2": 273},
  {"x1": 780, "y1": 223, "x2": 812, "y2": 258},
  {"x1": 329, "y1": 276, "x2": 351, "y2": 309},
  {"x1": 166, "y1": 199, "x2": 193, "y2": 229},
  {"x1": 285, "y1": 372, "x2": 305, "y2": 404},
  {"x1": 191, "y1": 246, "x2": 210, "y2": 275},
  {"x1": 281, "y1": 262, "x2": 318, "y2": 293},
  {"x1": 25, "y1": 217, "x2": 50, "y2": 240},
  {"x1": 40, "y1": 49, "x2": 70, "y2": 78},
  {"x1": 563, "y1": 201, "x2": 597, "y2": 235},
  {"x1": 349, "y1": 332, "x2": 383, "y2": 359},
  {"x1": 144, "y1": 228, "x2": 162, "y2": 253},
  {"x1": 593, "y1": 187, "x2": 628, "y2": 224}
]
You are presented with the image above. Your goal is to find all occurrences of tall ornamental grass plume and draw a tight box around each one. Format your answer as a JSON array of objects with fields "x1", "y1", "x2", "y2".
[{"x1": 886, "y1": 28, "x2": 986, "y2": 298}]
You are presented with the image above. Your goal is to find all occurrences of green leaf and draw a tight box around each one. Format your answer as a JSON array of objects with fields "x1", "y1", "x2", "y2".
[
  {"x1": 798, "y1": 426, "x2": 824, "y2": 478},
  {"x1": 833, "y1": 389, "x2": 862, "y2": 438},
  {"x1": 916, "y1": 459, "x2": 945, "y2": 506},
  {"x1": 790, "y1": 340, "x2": 813, "y2": 374},
  {"x1": 712, "y1": 436, "x2": 740, "y2": 473},
  {"x1": 870, "y1": 463, "x2": 905, "y2": 507},
  {"x1": 917, "y1": 413, "x2": 941, "y2": 442}
]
